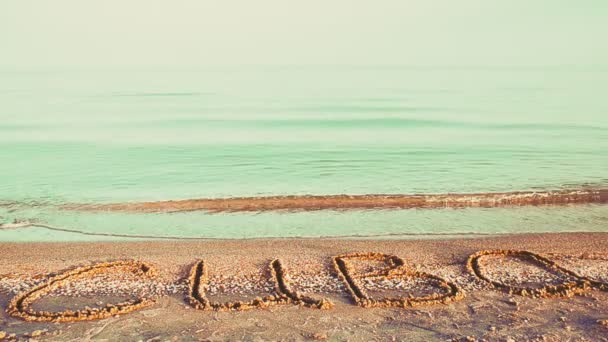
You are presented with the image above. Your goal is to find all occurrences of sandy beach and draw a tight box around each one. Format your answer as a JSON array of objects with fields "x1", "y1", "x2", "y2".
[{"x1": 1, "y1": 232, "x2": 607, "y2": 341}]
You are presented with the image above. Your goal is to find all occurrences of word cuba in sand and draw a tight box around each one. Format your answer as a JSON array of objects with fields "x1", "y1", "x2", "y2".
[{"x1": 5, "y1": 250, "x2": 608, "y2": 323}]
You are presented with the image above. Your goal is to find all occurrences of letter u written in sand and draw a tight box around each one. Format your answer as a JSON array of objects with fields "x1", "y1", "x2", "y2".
[{"x1": 187, "y1": 259, "x2": 333, "y2": 311}]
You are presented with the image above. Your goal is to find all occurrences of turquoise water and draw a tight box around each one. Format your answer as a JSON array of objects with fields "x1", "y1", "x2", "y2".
[{"x1": 1, "y1": 67, "x2": 607, "y2": 240}]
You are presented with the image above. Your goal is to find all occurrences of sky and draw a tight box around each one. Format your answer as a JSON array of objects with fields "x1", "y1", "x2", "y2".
[{"x1": 1, "y1": 0, "x2": 607, "y2": 68}]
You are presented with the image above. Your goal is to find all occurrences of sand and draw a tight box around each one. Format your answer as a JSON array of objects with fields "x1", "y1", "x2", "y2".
[{"x1": 0, "y1": 232, "x2": 607, "y2": 341}]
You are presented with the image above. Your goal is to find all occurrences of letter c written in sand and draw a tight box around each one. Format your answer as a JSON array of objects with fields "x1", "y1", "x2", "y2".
[{"x1": 7, "y1": 261, "x2": 157, "y2": 323}]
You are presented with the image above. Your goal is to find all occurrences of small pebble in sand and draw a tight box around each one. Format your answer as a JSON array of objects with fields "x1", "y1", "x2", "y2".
[
  {"x1": 309, "y1": 332, "x2": 328, "y2": 340},
  {"x1": 28, "y1": 329, "x2": 47, "y2": 337}
]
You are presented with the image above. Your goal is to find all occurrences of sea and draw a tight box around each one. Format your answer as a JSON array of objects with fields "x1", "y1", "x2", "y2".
[{"x1": 1, "y1": 66, "x2": 607, "y2": 241}]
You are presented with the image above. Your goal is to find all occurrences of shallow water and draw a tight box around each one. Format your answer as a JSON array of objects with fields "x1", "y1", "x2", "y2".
[{"x1": 1, "y1": 66, "x2": 607, "y2": 240}]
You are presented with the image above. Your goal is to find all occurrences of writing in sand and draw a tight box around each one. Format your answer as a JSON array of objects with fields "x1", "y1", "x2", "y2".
[{"x1": 4, "y1": 251, "x2": 607, "y2": 323}]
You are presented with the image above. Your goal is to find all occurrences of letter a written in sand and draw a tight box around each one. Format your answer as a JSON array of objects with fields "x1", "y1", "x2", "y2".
[{"x1": 187, "y1": 259, "x2": 333, "y2": 311}]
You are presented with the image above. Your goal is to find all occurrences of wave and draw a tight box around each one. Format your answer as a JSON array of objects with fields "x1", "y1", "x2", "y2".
[
  {"x1": 64, "y1": 188, "x2": 608, "y2": 213},
  {"x1": 3, "y1": 117, "x2": 606, "y2": 132},
  {"x1": 112, "y1": 118, "x2": 608, "y2": 131},
  {"x1": 109, "y1": 92, "x2": 212, "y2": 97}
]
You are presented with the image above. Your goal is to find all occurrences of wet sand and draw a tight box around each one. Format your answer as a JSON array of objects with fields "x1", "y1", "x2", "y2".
[{"x1": 1, "y1": 232, "x2": 608, "y2": 341}]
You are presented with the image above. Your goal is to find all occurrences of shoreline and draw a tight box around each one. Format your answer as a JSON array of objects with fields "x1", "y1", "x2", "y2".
[
  {"x1": 0, "y1": 221, "x2": 605, "y2": 241},
  {"x1": 3, "y1": 231, "x2": 608, "y2": 253}
]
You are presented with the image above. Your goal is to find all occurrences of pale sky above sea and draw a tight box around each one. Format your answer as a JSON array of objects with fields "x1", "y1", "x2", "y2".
[
  {"x1": 1, "y1": 0, "x2": 607, "y2": 68},
  {"x1": 2, "y1": 1, "x2": 608, "y2": 241}
]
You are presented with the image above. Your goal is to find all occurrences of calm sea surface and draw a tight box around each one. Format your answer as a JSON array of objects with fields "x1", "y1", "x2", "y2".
[{"x1": 1, "y1": 67, "x2": 607, "y2": 240}]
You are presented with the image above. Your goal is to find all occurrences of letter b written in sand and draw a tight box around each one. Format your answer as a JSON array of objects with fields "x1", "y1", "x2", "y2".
[{"x1": 333, "y1": 253, "x2": 464, "y2": 308}]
